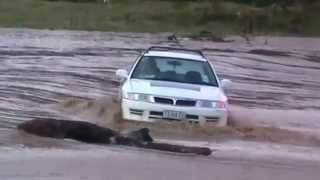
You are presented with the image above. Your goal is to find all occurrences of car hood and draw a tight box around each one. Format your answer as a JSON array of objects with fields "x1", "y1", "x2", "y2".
[{"x1": 124, "y1": 79, "x2": 225, "y2": 101}]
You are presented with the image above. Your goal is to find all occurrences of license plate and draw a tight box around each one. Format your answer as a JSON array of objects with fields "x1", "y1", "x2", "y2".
[{"x1": 163, "y1": 110, "x2": 186, "y2": 120}]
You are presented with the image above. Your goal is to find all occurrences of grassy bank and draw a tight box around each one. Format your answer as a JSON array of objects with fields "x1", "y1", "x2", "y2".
[{"x1": 0, "y1": 0, "x2": 319, "y2": 35}]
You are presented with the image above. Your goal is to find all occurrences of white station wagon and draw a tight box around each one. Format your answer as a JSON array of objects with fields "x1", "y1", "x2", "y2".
[{"x1": 116, "y1": 46, "x2": 231, "y2": 126}]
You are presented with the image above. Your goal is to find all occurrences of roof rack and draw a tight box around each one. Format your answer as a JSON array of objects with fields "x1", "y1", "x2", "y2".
[{"x1": 147, "y1": 46, "x2": 205, "y2": 58}]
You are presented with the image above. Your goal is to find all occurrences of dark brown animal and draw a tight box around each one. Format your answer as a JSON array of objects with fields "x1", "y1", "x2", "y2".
[
  {"x1": 18, "y1": 118, "x2": 118, "y2": 144},
  {"x1": 143, "y1": 142, "x2": 212, "y2": 156},
  {"x1": 114, "y1": 136, "x2": 211, "y2": 156},
  {"x1": 18, "y1": 118, "x2": 212, "y2": 156},
  {"x1": 125, "y1": 128, "x2": 153, "y2": 143}
]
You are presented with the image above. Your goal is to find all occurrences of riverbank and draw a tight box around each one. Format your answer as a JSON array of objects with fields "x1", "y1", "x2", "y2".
[{"x1": 0, "y1": 0, "x2": 320, "y2": 35}]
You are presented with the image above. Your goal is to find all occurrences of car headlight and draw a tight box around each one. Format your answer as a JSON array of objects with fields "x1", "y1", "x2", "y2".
[
  {"x1": 197, "y1": 100, "x2": 227, "y2": 109},
  {"x1": 124, "y1": 93, "x2": 153, "y2": 102}
]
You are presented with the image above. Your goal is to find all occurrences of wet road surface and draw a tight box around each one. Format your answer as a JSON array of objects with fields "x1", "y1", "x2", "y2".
[{"x1": 0, "y1": 146, "x2": 319, "y2": 180}]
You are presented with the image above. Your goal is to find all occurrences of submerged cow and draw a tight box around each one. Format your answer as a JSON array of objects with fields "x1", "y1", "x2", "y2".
[{"x1": 18, "y1": 118, "x2": 212, "y2": 156}]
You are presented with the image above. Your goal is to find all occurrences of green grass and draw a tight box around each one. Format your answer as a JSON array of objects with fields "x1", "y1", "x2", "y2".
[{"x1": 0, "y1": 0, "x2": 319, "y2": 35}]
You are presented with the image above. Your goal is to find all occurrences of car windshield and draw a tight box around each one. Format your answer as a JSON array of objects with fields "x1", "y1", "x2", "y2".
[{"x1": 131, "y1": 56, "x2": 218, "y2": 86}]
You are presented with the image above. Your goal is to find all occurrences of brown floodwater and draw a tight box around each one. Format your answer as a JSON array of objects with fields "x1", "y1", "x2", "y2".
[{"x1": 0, "y1": 28, "x2": 320, "y2": 147}]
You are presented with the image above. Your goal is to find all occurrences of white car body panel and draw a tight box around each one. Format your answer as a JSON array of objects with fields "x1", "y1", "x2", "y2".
[
  {"x1": 124, "y1": 79, "x2": 227, "y2": 102},
  {"x1": 121, "y1": 99, "x2": 228, "y2": 127}
]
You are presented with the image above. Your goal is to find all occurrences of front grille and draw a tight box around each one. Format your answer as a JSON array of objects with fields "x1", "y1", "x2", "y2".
[
  {"x1": 176, "y1": 100, "x2": 196, "y2": 106},
  {"x1": 186, "y1": 114, "x2": 199, "y2": 119},
  {"x1": 188, "y1": 120, "x2": 199, "y2": 124},
  {"x1": 150, "y1": 111, "x2": 163, "y2": 116},
  {"x1": 154, "y1": 97, "x2": 174, "y2": 105},
  {"x1": 153, "y1": 96, "x2": 196, "y2": 107},
  {"x1": 205, "y1": 116, "x2": 219, "y2": 122},
  {"x1": 129, "y1": 109, "x2": 143, "y2": 116}
]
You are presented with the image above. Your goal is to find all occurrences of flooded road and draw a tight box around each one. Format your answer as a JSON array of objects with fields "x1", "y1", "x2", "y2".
[
  {"x1": 0, "y1": 28, "x2": 319, "y2": 132},
  {"x1": 0, "y1": 28, "x2": 320, "y2": 179}
]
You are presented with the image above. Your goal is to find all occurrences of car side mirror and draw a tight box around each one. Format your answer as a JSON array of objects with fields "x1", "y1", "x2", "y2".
[
  {"x1": 116, "y1": 69, "x2": 128, "y2": 80},
  {"x1": 221, "y1": 79, "x2": 232, "y2": 89}
]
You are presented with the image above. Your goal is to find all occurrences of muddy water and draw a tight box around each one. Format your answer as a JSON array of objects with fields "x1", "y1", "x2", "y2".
[{"x1": 0, "y1": 28, "x2": 319, "y2": 145}]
